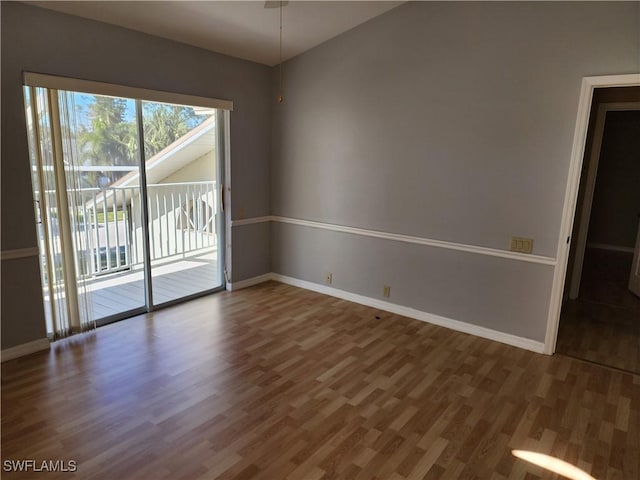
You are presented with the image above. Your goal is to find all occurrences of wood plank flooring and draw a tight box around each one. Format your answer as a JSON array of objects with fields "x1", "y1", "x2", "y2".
[
  {"x1": 3, "y1": 282, "x2": 639, "y2": 479},
  {"x1": 557, "y1": 248, "x2": 640, "y2": 374},
  {"x1": 578, "y1": 249, "x2": 640, "y2": 311},
  {"x1": 557, "y1": 300, "x2": 640, "y2": 374}
]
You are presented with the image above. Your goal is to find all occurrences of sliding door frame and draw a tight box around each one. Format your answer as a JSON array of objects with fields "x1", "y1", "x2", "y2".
[
  {"x1": 135, "y1": 99, "x2": 155, "y2": 312},
  {"x1": 25, "y1": 73, "x2": 233, "y2": 328}
]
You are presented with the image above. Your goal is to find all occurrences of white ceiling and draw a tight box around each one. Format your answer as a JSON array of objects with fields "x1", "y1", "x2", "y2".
[{"x1": 28, "y1": 1, "x2": 402, "y2": 66}]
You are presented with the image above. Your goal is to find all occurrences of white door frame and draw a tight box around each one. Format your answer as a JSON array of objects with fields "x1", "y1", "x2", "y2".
[
  {"x1": 630, "y1": 218, "x2": 640, "y2": 296},
  {"x1": 222, "y1": 110, "x2": 233, "y2": 289},
  {"x1": 568, "y1": 101, "x2": 640, "y2": 299},
  {"x1": 544, "y1": 73, "x2": 640, "y2": 355}
]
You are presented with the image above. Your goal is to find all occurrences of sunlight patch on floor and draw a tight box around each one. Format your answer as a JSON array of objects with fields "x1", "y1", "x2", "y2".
[{"x1": 512, "y1": 450, "x2": 596, "y2": 480}]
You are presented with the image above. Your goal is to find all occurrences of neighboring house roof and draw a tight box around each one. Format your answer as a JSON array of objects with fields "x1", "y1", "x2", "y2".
[
  {"x1": 93, "y1": 115, "x2": 215, "y2": 208},
  {"x1": 114, "y1": 115, "x2": 215, "y2": 188}
]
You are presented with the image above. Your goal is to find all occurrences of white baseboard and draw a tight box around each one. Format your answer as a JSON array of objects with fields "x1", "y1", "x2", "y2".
[
  {"x1": 587, "y1": 243, "x2": 635, "y2": 254},
  {"x1": 223, "y1": 272, "x2": 546, "y2": 354},
  {"x1": 1, "y1": 338, "x2": 50, "y2": 362},
  {"x1": 270, "y1": 274, "x2": 546, "y2": 354},
  {"x1": 226, "y1": 273, "x2": 273, "y2": 291}
]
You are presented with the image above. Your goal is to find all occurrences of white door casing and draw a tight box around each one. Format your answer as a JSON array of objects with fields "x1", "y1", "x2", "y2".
[
  {"x1": 629, "y1": 217, "x2": 640, "y2": 297},
  {"x1": 544, "y1": 73, "x2": 640, "y2": 355}
]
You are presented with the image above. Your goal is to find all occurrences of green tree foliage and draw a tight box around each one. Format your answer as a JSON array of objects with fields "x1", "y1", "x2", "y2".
[
  {"x1": 78, "y1": 96, "x2": 206, "y2": 188},
  {"x1": 79, "y1": 96, "x2": 137, "y2": 186},
  {"x1": 80, "y1": 96, "x2": 137, "y2": 165},
  {"x1": 142, "y1": 103, "x2": 205, "y2": 159}
]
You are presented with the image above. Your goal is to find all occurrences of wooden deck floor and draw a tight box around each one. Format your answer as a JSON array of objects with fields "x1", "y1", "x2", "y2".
[
  {"x1": 45, "y1": 253, "x2": 219, "y2": 326},
  {"x1": 86, "y1": 258, "x2": 219, "y2": 319},
  {"x1": 3, "y1": 282, "x2": 639, "y2": 479}
]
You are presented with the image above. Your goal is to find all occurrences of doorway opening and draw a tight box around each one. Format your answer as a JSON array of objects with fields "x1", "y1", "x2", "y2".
[
  {"x1": 555, "y1": 86, "x2": 640, "y2": 373},
  {"x1": 24, "y1": 76, "x2": 230, "y2": 337}
]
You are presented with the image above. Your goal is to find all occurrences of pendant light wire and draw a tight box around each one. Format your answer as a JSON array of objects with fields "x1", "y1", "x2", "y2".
[{"x1": 278, "y1": 1, "x2": 284, "y2": 103}]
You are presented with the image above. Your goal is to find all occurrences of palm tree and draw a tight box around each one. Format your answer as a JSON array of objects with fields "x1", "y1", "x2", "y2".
[
  {"x1": 79, "y1": 96, "x2": 137, "y2": 186},
  {"x1": 142, "y1": 103, "x2": 205, "y2": 159},
  {"x1": 78, "y1": 97, "x2": 206, "y2": 187}
]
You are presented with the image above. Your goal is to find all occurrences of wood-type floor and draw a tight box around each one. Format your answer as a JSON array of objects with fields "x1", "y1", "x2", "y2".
[
  {"x1": 2, "y1": 282, "x2": 639, "y2": 480},
  {"x1": 557, "y1": 248, "x2": 640, "y2": 374}
]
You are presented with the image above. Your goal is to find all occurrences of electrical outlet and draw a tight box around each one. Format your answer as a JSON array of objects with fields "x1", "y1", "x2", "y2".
[
  {"x1": 383, "y1": 285, "x2": 391, "y2": 298},
  {"x1": 238, "y1": 207, "x2": 245, "y2": 219},
  {"x1": 325, "y1": 273, "x2": 332, "y2": 285},
  {"x1": 510, "y1": 237, "x2": 533, "y2": 254}
]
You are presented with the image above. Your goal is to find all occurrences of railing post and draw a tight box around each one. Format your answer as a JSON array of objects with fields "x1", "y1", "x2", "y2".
[
  {"x1": 156, "y1": 190, "x2": 162, "y2": 259},
  {"x1": 92, "y1": 192, "x2": 100, "y2": 273},
  {"x1": 102, "y1": 191, "x2": 110, "y2": 272},
  {"x1": 112, "y1": 187, "x2": 120, "y2": 269},
  {"x1": 122, "y1": 188, "x2": 131, "y2": 268},
  {"x1": 163, "y1": 192, "x2": 169, "y2": 256},
  {"x1": 149, "y1": 190, "x2": 156, "y2": 261},
  {"x1": 171, "y1": 191, "x2": 176, "y2": 256},
  {"x1": 179, "y1": 190, "x2": 185, "y2": 258}
]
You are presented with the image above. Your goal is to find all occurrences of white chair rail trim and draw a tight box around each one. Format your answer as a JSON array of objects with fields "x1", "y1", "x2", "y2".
[
  {"x1": 231, "y1": 216, "x2": 556, "y2": 266},
  {"x1": 1, "y1": 247, "x2": 40, "y2": 261}
]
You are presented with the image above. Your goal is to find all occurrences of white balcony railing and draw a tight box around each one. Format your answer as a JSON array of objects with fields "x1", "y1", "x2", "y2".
[{"x1": 36, "y1": 181, "x2": 218, "y2": 279}]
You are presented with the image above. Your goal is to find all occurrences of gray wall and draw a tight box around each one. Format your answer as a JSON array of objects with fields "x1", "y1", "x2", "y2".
[
  {"x1": 1, "y1": 3, "x2": 271, "y2": 349},
  {"x1": 271, "y1": 2, "x2": 640, "y2": 342},
  {"x1": 232, "y1": 223, "x2": 272, "y2": 282},
  {"x1": 587, "y1": 110, "x2": 640, "y2": 249},
  {"x1": 273, "y1": 223, "x2": 554, "y2": 340}
]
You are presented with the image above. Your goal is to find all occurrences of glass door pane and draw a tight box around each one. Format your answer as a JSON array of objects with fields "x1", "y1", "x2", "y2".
[
  {"x1": 55, "y1": 90, "x2": 146, "y2": 326},
  {"x1": 141, "y1": 101, "x2": 222, "y2": 305}
]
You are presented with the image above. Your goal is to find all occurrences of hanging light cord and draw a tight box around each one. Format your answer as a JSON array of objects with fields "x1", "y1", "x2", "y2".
[{"x1": 278, "y1": 1, "x2": 284, "y2": 103}]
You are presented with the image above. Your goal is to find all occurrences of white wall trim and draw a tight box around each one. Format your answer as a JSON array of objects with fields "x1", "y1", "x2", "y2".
[
  {"x1": 544, "y1": 73, "x2": 640, "y2": 355},
  {"x1": 232, "y1": 215, "x2": 556, "y2": 266},
  {"x1": 231, "y1": 216, "x2": 272, "y2": 227},
  {"x1": 226, "y1": 273, "x2": 273, "y2": 291},
  {"x1": 273, "y1": 216, "x2": 556, "y2": 265},
  {"x1": 1, "y1": 247, "x2": 39, "y2": 261},
  {"x1": 24, "y1": 72, "x2": 233, "y2": 111},
  {"x1": 587, "y1": 243, "x2": 635, "y2": 254},
  {"x1": 1, "y1": 338, "x2": 50, "y2": 363},
  {"x1": 271, "y1": 274, "x2": 546, "y2": 354}
]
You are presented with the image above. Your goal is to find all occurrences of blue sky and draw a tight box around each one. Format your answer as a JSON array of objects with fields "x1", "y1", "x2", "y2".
[{"x1": 73, "y1": 92, "x2": 136, "y2": 127}]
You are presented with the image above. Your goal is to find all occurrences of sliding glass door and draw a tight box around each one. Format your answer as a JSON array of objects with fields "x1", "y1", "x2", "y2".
[
  {"x1": 25, "y1": 84, "x2": 226, "y2": 336},
  {"x1": 141, "y1": 101, "x2": 223, "y2": 306}
]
